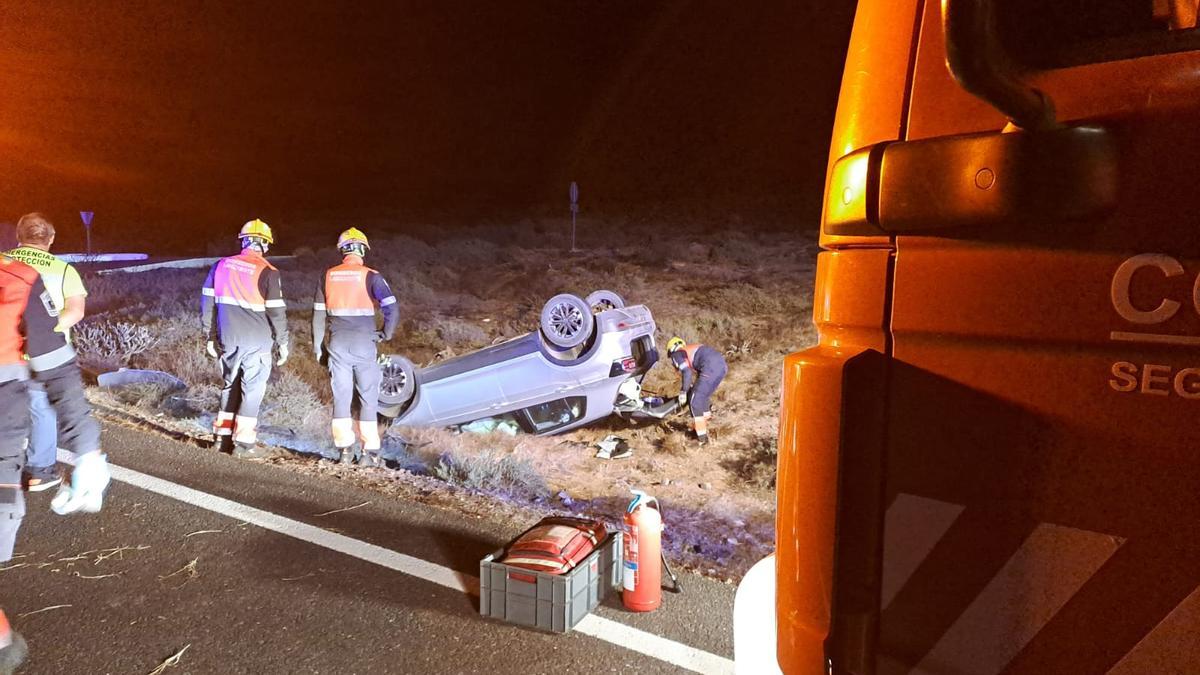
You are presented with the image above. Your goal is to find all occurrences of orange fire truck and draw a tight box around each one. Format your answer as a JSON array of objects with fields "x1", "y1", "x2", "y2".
[{"x1": 735, "y1": 1, "x2": 1200, "y2": 673}]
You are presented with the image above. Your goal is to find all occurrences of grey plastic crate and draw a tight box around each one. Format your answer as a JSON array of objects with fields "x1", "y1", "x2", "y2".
[{"x1": 479, "y1": 532, "x2": 622, "y2": 633}]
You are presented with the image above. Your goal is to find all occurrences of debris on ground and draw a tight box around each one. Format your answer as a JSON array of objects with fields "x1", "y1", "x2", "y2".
[
  {"x1": 594, "y1": 435, "x2": 633, "y2": 460},
  {"x1": 147, "y1": 644, "x2": 191, "y2": 675}
]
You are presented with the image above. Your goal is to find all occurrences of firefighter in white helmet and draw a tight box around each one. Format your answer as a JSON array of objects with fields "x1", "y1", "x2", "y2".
[
  {"x1": 200, "y1": 219, "x2": 289, "y2": 459},
  {"x1": 312, "y1": 228, "x2": 399, "y2": 466}
]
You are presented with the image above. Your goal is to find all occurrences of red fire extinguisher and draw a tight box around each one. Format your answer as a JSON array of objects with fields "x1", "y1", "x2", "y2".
[{"x1": 623, "y1": 490, "x2": 681, "y2": 611}]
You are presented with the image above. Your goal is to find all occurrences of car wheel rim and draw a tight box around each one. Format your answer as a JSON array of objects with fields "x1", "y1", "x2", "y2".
[
  {"x1": 549, "y1": 302, "x2": 585, "y2": 341},
  {"x1": 381, "y1": 361, "x2": 407, "y2": 397}
]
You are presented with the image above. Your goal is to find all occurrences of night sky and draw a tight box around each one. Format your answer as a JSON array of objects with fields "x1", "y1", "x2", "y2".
[{"x1": 0, "y1": 1, "x2": 856, "y2": 252}]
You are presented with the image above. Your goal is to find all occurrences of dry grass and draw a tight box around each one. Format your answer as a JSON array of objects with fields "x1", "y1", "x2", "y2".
[{"x1": 81, "y1": 220, "x2": 819, "y2": 578}]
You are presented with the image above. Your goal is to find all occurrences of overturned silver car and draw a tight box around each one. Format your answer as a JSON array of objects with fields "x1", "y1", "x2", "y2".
[{"x1": 377, "y1": 291, "x2": 660, "y2": 435}]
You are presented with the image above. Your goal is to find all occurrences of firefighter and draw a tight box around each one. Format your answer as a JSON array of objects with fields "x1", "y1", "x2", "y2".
[
  {"x1": 200, "y1": 219, "x2": 289, "y2": 459},
  {"x1": 312, "y1": 228, "x2": 398, "y2": 467},
  {"x1": 5, "y1": 213, "x2": 88, "y2": 493},
  {"x1": 666, "y1": 337, "x2": 727, "y2": 445},
  {"x1": 1, "y1": 252, "x2": 111, "y2": 673}
]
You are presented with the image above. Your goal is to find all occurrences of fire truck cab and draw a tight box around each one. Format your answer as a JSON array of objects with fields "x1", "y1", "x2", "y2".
[{"x1": 736, "y1": 1, "x2": 1200, "y2": 673}]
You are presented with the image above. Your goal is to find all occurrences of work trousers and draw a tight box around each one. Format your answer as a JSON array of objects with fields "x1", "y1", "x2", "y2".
[
  {"x1": 26, "y1": 382, "x2": 57, "y2": 478},
  {"x1": 328, "y1": 333, "x2": 382, "y2": 451},
  {"x1": 1, "y1": 364, "x2": 100, "y2": 562},
  {"x1": 215, "y1": 344, "x2": 272, "y2": 445},
  {"x1": 688, "y1": 360, "x2": 728, "y2": 418},
  {"x1": 0, "y1": 380, "x2": 28, "y2": 563}
]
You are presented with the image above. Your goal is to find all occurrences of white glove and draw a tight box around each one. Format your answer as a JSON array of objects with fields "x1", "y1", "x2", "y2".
[
  {"x1": 206, "y1": 340, "x2": 219, "y2": 358},
  {"x1": 51, "y1": 452, "x2": 111, "y2": 515},
  {"x1": 276, "y1": 343, "x2": 289, "y2": 366},
  {"x1": 678, "y1": 391, "x2": 688, "y2": 406}
]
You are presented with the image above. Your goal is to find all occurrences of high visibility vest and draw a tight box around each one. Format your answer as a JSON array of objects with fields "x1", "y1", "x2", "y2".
[
  {"x1": 0, "y1": 256, "x2": 40, "y2": 375},
  {"x1": 209, "y1": 250, "x2": 280, "y2": 312},
  {"x1": 323, "y1": 261, "x2": 377, "y2": 317},
  {"x1": 680, "y1": 343, "x2": 702, "y2": 370}
]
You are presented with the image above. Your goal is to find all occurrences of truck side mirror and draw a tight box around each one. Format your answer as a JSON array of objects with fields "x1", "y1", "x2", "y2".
[{"x1": 824, "y1": 0, "x2": 1118, "y2": 236}]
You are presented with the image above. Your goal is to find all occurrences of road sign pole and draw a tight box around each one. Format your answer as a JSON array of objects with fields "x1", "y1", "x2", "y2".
[
  {"x1": 79, "y1": 211, "x2": 95, "y2": 256},
  {"x1": 569, "y1": 181, "x2": 579, "y2": 252}
]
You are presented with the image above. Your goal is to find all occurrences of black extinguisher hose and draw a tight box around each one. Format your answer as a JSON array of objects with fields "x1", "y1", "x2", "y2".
[
  {"x1": 661, "y1": 551, "x2": 682, "y2": 594},
  {"x1": 657, "y1": 500, "x2": 682, "y2": 594}
]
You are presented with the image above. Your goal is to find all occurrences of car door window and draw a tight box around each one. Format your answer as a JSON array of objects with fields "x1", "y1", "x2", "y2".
[{"x1": 522, "y1": 397, "x2": 586, "y2": 433}]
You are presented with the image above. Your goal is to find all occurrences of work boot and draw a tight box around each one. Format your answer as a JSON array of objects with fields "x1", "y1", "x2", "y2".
[
  {"x1": 359, "y1": 452, "x2": 383, "y2": 468},
  {"x1": 696, "y1": 433, "x2": 710, "y2": 446},
  {"x1": 232, "y1": 442, "x2": 271, "y2": 460},
  {"x1": 0, "y1": 611, "x2": 27, "y2": 675},
  {"x1": 336, "y1": 446, "x2": 354, "y2": 465},
  {"x1": 214, "y1": 435, "x2": 235, "y2": 454}
]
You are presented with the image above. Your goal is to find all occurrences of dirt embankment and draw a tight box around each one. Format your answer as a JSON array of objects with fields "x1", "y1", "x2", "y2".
[{"x1": 78, "y1": 222, "x2": 819, "y2": 581}]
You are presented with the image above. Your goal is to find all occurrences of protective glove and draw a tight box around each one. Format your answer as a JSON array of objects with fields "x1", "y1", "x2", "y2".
[
  {"x1": 374, "y1": 330, "x2": 387, "y2": 343},
  {"x1": 313, "y1": 343, "x2": 324, "y2": 361},
  {"x1": 206, "y1": 340, "x2": 219, "y2": 359},
  {"x1": 276, "y1": 343, "x2": 289, "y2": 366},
  {"x1": 377, "y1": 353, "x2": 391, "y2": 367},
  {"x1": 51, "y1": 452, "x2": 111, "y2": 515},
  {"x1": 678, "y1": 391, "x2": 688, "y2": 406}
]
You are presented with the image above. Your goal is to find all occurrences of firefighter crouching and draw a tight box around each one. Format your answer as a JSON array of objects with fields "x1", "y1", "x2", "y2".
[
  {"x1": 312, "y1": 228, "x2": 398, "y2": 467},
  {"x1": 201, "y1": 219, "x2": 290, "y2": 459},
  {"x1": 1, "y1": 252, "x2": 112, "y2": 673},
  {"x1": 666, "y1": 337, "x2": 727, "y2": 445}
]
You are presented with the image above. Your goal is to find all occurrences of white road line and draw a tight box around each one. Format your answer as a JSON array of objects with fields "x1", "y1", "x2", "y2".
[{"x1": 59, "y1": 451, "x2": 734, "y2": 675}]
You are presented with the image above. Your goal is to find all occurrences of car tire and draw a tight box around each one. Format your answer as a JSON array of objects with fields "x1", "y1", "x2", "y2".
[
  {"x1": 378, "y1": 354, "x2": 416, "y2": 408},
  {"x1": 540, "y1": 293, "x2": 595, "y2": 350},
  {"x1": 585, "y1": 289, "x2": 625, "y2": 313}
]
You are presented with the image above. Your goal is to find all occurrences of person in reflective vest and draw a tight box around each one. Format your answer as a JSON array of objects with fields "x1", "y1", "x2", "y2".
[
  {"x1": 1, "y1": 252, "x2": 112, "y2": 672},
  {"x1": 666, "y1": 337, "x2": 728, "y2": 445},
  {"x1": 5, "y1": 213, "x2": 89, "y2": 493},
  {"x1": 312, "y1": 228, "x2": 398, "y2": 466},
  {"x1": 200, "y1": 219, "x2": 289, "y2": 458}
]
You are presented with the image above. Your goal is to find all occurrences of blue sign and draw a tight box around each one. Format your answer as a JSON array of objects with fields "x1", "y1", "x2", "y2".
[{"x1": 80, "y1": 211, "x2": 94, "y2": 227}]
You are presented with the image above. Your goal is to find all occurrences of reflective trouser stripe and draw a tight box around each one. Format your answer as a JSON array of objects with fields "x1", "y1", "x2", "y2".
[
  {"x1": 332, "y1": 418, "x2": 356, "y2": 449},
  {"x1": 214, "y1": 411, "x2": 235, "y2": 436},
  {"x1": 359, "y1": 421, "x2": 380, "y2": 452},
  {"x1": 233, "y1": 416, "x2": 258, "y2": 445},
  {"x1": 693, "y1": 416, "x2": 708, "y2": 436}
]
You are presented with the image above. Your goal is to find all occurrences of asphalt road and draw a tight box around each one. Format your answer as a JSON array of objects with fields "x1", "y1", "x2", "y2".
[{"x1": 2, "y1": 423, "x2": 736, "y2": 674}]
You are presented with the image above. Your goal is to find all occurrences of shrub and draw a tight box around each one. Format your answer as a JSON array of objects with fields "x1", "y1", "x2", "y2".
[
  {"x1": 74, "y1": 320, "x2": 158, "y2": 367},
  {"x1": 433, "y1": 448, "x2": 548, "y2": 501},
  {"x1": 261, "y1": 371, "x2": 322, "y2": 429},
  {"x1": 429, "y1": 316, "x2": 488, "y2": 347}
]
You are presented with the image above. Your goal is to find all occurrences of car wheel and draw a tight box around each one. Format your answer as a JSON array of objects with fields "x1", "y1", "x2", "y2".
[
  {"x1": 378, "y1": 354, "x2": 416, "y2": 407},
  {"x1": 540, "y1": 293, "x2": 594, "y2": 349},
  {"x1": 585, "y1": 289, "x2": 625, "y2": 313}
]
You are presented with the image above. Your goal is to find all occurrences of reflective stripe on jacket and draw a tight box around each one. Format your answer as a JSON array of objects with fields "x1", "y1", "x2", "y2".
[
  {"x1": 312, "y1": 256, "x2": 399, "y2": 344},
  {"x1": 201, "y1": 250, "x2": 288, "y2": 349}
]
